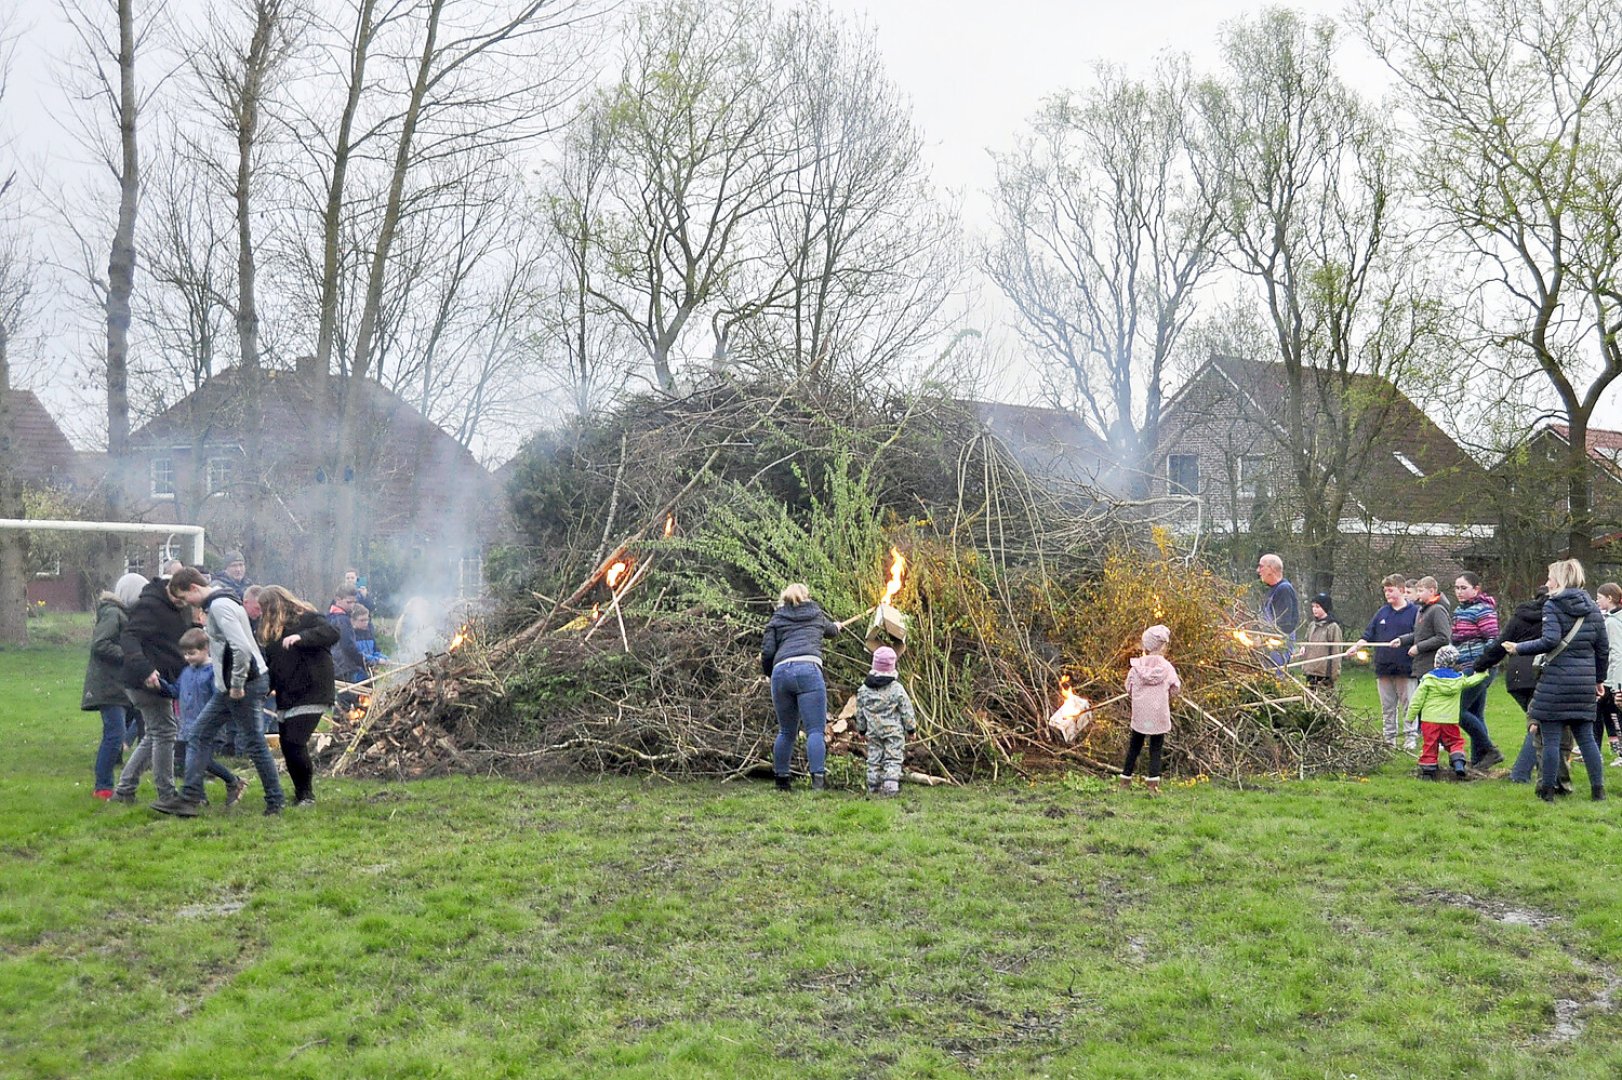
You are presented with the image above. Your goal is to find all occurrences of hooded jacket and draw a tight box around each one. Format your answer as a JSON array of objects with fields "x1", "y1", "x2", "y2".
[
  {"x1": 327, "y1": 605, "x2": 368, "y2": 683},
  {"x1": 1126, "y1": 653, "x2": 1182, "y2": 735},
  {"x1": 263, "y1": 611, "x2": 341, "y2": 711},
  {"x1": 200, "y1": 589, "x2": 267, "y2": 692},
  {"x1": 119, "y1": 577, "x2": 192, "y2": 689},
  {"x1": 1605, "y1": 608, "x2": 1622, "y2": 690},
  {"x1": 1450, "y1": 595, "x2": 1500, "y2": 673},
  {"x1": 1520, "y1": 588, "x2": 1609, "y2": 723},
  {"x1": 1398, "y1": 597, "x2": 1453, "y2": 677},
  {"x1": 854, "y1": 676, "x2": 916, "y2": 738},
  {"x1": 81, "y1": 594, "x2": 130, "y2": 710},
  {"x1": 1300, "y1": 617, "x2": 1344, "y2": 680},
  {"x1": 759, "y1": 600, "x2": 839, "y2": 677},
  {"x1": 1408, "y1": 666, "x2": 1492, "y2": 727}
]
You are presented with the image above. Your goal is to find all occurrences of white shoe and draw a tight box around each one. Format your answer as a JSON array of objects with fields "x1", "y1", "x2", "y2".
[
  {"x1": 1611, "y1": 756, "x2": 1622, "y2": 768},
  {"x1": 1403, "y1": 739, "x2": 1418, "y2": 752}
]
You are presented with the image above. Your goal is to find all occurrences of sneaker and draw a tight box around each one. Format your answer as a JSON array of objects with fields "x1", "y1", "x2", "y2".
[
  {"x1": 774, "y1": 776, "x2": 792, "y2": 792},
  {"x1": 150, "y1": 796, "x2": 201, "y2": 818},
  {"x1": 225, "y1": 779, "x2": 249, "y2": 808},
  {"x1": 1474, "y1": 748, "x2": 1505, "y2": 770},
  {"x1": 810, "y1": 773, "x2": 827, "y2": 791},
  {"x1": 111, "y1": 791, "x2": 137, "y2": 804},
  {"x1": 263, "y1": 804, "x2": 282, "y2": 816},
  {"x1": 293, "y1": 797, "x2": 316, "y2": 809},
  {"x1": 93, "y1": 789, "x2": 113, "y2": 800},
  {"x1": 1611, "y1": 756, "x2": 1622, "y2": 768},
  {"x1": 1403, "y1": 739, "x2": 1418, "y2": 752},
  {"x1": 879, "y1": 779, "x2": 899, "y2": 797}
]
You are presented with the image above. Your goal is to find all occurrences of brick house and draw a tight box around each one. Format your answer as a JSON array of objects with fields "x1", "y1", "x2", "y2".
[
  {"x1": 122, "y1": 364, "x2": 504, "y2": 605},
  {"x1": 1492, "y1": 424, "x2": 1622, "y2": 588},
  {"x1": 1149, "y1": 356, "x2": 1496, "y2": 625},
  {"x1": 7, "y1": 390, "x2": 102, "y2": 610},
  {"x1": 968, "y1": 399, "x2": 1126, "y2": 494}
]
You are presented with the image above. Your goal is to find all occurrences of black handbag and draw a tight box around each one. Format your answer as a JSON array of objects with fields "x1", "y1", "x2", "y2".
[{"x1": 1527, "y1": 617, "x2": 1586, "y2": 683}]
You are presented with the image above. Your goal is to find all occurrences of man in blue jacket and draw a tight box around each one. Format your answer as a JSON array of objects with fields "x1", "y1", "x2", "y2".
[
  {"x1": 1356, "y1": 573, "x2": 1420, "y2": 749},
  {"x1": 1257, "y1": 553, "x2": 1299, "y2": 671}
]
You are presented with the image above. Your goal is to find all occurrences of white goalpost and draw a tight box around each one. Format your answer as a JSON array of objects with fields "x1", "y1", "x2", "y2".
[{"x1": 0, "y1": 519, "x2": 206, "y2": 567}]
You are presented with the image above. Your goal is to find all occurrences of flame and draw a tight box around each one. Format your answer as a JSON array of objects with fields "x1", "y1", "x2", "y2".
[
  {"x1": 447, "y1": 624, "x2": 470, "y2": 652},
  {"x1": 1047, "y1": 675, "x2": 1091, "y2": 743},
  {"x1": 590, "y1": 602, "x2": 601, "y2": 621},
  {"x1": 1265, "y1": 636, "x2": 1283, "y2": 649},
  {"x1": 879, "y1": 547, "x2": 907, "y2": 605},
  {"x1": 663, "y1": 514, "x2": 675, "y2": 538},
  {"x1": 606, "y1": 560, "x2": 629, "y2": 590},
  {"x1": 1231, "y1": 629, "x2": 1256, "y2": 647},
  {"x1": 346, "y1": 692, "x2": 371, "y2": 724},
  {"x1": 1355, "y1": 648, "x2": 1371, "y2": 663}
]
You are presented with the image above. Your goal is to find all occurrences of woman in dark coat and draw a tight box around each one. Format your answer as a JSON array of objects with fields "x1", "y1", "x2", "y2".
[
  {"x1": 1480, "y1": 587, "x2": 1573, "y2": 787},
  {"x1": 761, "y1": 583, "x2": 855, "y2": 791},
  {"x1": 1504, "y1": 560, "x2": 1609, "y2": 801},
  {"x1": 257, "y1": 586, "x2": 340, "y2": 807},
  {"x1": 82, "y1": 573, "x2": 147, "y2": 798}
]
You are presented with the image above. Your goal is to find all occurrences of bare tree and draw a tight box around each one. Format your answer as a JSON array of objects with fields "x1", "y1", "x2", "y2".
[
  {"x1": 1201, "y1": 8, "x2": 1438, "y2": 593},
  {"x1": 585, "y1": 0, "x2": 787, "y2": 392},
  {"x1": 988, "y1": 56, "x2": 1222, "y2": 497},
  {"x1": 1357, "y1": 0, "x2": 1622, "y2": 566},
  {"x1": 0, "y1": 23, "x2": 37, "y2": 644}
]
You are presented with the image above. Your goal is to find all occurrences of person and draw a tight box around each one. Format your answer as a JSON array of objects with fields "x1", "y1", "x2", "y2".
[
  {"x1": 1503, "y1": 559, "x2": 1608, "y2": 802},
  {"x1": 1256, "y1": 554, "x2": 1298, "y2": 670},
  {"x1": 351, "y1": 604, "x2": 388, "y2": 667},
  {"x1": 110, "y1": 573, "x2": 194, "y2": 806},
  {"x1": 1408, "y1": 645, "x2": 1489, "y2": 781},
  {"x1": 82, "y1": 572, "x2": 146, "y2": 799},
  {"x1": 1119, "y1": 624, "x2": 1182, "y2": 794},
  {"x1": 761, "y1": 583, "x2": 852, "y2": 791},
  {"x1": 1450, "y1": 573, "x2": 1504, "y2": 768},
  {"x1": 158, "y1": 568, "x2": 285, "y2": 817},
  {"x1": 258, "y1": 586, "x2": 340, "y2": 808},
  {"x1": 1480, "y1": 587, "x2": 1574, "y2": 788},
  {"x1": 854, "y1": 646, "x2": 916, "y2": 797},
  {"x1": 173, "y1": 628, "x2": 247, "y2": 807},
  {"x1": 1397, "y1": 576, "x2": 1452, "y2": 682},
  {"x1": 1296, "y1": 592, "x2": 1344, "y2": 691},
  {"x1": 1596, "y1": 582, "x2": 1622, "y2": 766},
  {"x1": 1355, "y1": 574, "x2": 1420, "y2": 749},
  {"x1": 327, "y1": 586, "x2": 368, "y2": 685},
  {"x1": 343, "y1": 567, "x2": 370, "y2": 606},
  {"x1": 215, "y1": 551, "x2": 253, "y2": 598}
]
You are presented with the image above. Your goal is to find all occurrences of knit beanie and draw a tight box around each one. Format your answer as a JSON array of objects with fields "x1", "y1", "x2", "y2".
[
  {"x1": 1435, "y1": 644, "x2": 1460, "y2": 669},
  {"x1": 1312, "y1": 592, "x2": 1334, "y2": 614},
  {"x1": 871, "y1": 646, "x2": 898, "y2": 676},
  {"x1": 1141, "y1": 625, "x2": 1171, "y2": 653}
]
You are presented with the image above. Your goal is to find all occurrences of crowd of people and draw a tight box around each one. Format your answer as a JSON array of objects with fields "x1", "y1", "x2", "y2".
[
  {"x1": 758, "y1": 552, "x2": 1617, "y2": 805},
  {"x1": 81, "y1": 554, "x2": 393, "y2": 816}
]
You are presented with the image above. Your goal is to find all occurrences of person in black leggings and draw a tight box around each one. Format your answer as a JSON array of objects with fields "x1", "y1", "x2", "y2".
[{"x1": 256, "y1": 586, "x2": 340, "y2": 807}]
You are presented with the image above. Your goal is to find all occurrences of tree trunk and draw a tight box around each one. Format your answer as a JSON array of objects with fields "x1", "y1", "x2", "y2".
[
  {"x1": 0, "y1": 320, "x2": 29, "y2": 646},
  {"x1": 1565, "y1": 417, "x2": 1594, "y2": 567}
]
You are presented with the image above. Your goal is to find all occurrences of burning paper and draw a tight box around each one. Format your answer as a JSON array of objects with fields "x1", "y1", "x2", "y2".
[
  {"x1": 868, "y1": 547, "x2": 910, "y2": 643},
  {"x1": 1047, "y1": 676, "x2": 1091, "y2": 743},
  {"x1": 663, "y1": 514, "x2": 676, "y2": 538},
  {"x1": 605, "y1": 560, "x2": 629, "y2": 590}
]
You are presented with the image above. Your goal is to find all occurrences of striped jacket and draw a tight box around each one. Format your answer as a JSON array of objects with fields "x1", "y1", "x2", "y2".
[{"x1": 1451, "y1": 596, "x2": 1499, "y2": 673}]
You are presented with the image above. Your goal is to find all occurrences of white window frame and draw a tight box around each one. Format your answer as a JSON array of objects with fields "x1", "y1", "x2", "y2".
[
  {"x1": 206, "y1": 456, "x2": 234, "y2": 496},
  {"x1": 1167, "y1": 453, "x2": 1200, "y2": 496},
  {"x1": 458, "y1": 554, "x2": 485, "y2": 599},
  {"x1": 1236, "y1": 455, "x2": 1266, "y2": 498},
  {"x1": 150, "y1": 457, "x2": 176, "y2": 500}
]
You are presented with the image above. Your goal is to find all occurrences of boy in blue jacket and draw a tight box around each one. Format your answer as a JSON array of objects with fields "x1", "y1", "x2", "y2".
[{"x1": 174, "y1": 629, "x2": 247, "y2": 806}]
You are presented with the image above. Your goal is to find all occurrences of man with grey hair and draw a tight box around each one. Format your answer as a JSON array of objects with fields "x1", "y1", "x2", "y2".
[{"x1": 1257, "y1": 553, "x2": 1299, "y2": 671}]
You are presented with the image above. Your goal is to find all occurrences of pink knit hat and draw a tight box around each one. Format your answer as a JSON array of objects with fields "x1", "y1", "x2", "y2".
[
  {"x1": 871, "y1": 646, "x2": 898, "y2": 676},
  {"x1": 1141, "y1": 625, "x2": 1171, "y2": 652}
]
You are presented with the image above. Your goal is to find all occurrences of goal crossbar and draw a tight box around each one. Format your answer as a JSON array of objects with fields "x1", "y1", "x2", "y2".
[{"x1": 0, "y1": 519, "x2": 205, "y2": 567}]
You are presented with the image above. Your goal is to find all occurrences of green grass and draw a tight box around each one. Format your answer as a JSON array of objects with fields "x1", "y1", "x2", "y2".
[{"x1": 4, "y1": 633, "x2": 1621, "y2": 1078}]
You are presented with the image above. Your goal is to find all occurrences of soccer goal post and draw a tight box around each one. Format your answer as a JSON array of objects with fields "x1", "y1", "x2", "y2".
[{"x1": 0, "y1": 519, "x2": 205, "y2": 567}]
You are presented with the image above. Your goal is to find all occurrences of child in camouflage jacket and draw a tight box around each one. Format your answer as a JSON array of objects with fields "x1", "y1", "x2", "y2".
[{"x1": 855, "y1": 646, "x2": 916, "y2": 796}]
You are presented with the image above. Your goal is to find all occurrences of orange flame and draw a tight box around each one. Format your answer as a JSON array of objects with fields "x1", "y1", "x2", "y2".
[
  {"x1": 1355, "y1": 648, "x2": 1371, "y2": 663},
  {"x1": 447, "y1": 624, "x2": 470, "y2": 652},
  {"x1": 1231, "y1": 629, "x2": 1255, "y2": 647},
  {"x1": 1265, "y1": 636, "x2": 1284, "y2": 649},
  {"x1": 1047, "y1": 675, "x2": 1092, "y2": 743},
  {"x1": 663, "y1": 514, "x2": 675, "y2": 538},
  {"x1": 346, "y1": 691, "x2": 372, "y2": 724},
  {"x1": 589, "y1": 602, "x2": 601, "y2": 622},
  {"x1": 606, "y1": 560, "x2": 629, "y2": 590},
  {"x1": 879, "y1": 547, "x2": 907, "y2": 605}
]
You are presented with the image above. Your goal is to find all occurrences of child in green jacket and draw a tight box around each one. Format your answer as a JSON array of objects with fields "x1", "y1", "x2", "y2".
[{"x1": 1410, "y1": 645, "x2": 1491, "y2": 780}]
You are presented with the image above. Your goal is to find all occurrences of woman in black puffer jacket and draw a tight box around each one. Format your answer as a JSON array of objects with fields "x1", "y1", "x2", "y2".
[
  {"x1": 1505, "y1": 560, "x2": 1609, "y2": 801},
  {"x1": 761, "y1": 583, "x2": 857, "y2": 791},
  {"x1": 256, "y1": 586, "x2": 340, "y2": 807}
]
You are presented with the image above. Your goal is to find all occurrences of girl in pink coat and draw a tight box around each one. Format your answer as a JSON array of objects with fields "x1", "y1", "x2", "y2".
[{"x1": 1119, "y1": 624, "x2": 1182, "y2": 794}]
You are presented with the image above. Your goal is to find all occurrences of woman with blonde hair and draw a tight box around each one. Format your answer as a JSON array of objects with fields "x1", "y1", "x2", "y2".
[
  {"x1": 1504, "y1": 559, "x2": 1609, "y2": 801},
  {"x1": 760, "y1": 583, "x2": 857, "y2": 791},
  {"x1": 257, "y1": 586, "x2": 340, "y2": 807}
]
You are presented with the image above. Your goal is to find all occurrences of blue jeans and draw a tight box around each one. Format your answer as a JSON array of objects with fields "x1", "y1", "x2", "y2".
[
  {"x1": 94, "y1": 705, "x2": 127, "y2": 790},
  {"x1": 1540, "y1": 719, "x2": 1603, "y2": 793},
  {"x1": 181, "y1": 675, "x2": 283, "y2": 809},
  {"x1": 771, "y1": 662, "x2": 827, "y2": 777},
  {"x1": 1459, "y1": 670, "x2": 1496, "y2": 760}
]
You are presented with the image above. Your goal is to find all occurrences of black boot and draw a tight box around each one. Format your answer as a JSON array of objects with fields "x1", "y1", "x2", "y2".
[
  {"x1": 1593, "y1": 785, "x2": 1606, "y2": 801},
  {"x1": 810, "y1": 773, "x2": 826, "y2": 791},
  {"x1": 1451, "y1": 754, "x2": 1469, "y2": 781},
  {"x1": 1536, "y1": 785, "x2": 1557, "y2": 803},
  {"x1": 1419, "y1": 765, "x2": 1439, "y2": 781},
  {"x1": 774, "y1": 775, "x2": 792, "y2": 792}
]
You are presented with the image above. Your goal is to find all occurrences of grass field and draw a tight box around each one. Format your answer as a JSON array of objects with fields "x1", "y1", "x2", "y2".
[{"x1": 4, "y1": 626, "x2": 1622, "y2": 1078}]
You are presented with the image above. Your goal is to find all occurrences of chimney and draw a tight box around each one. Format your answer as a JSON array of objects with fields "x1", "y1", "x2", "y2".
[{"x1": 295, "y1": 353, "x2": 322, "y2": 385}]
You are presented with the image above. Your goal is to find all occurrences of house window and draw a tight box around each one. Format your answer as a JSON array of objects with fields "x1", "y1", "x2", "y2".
[
  {"x1": 1167, "y1": 454, "x2": 1200, "y2": 496},
  {"x1": 1236, "y1": 455, "x2": 1266, "y2": 498},
  {"x1": 458, "y1": 555, "x2": 485, "y2": 599},
  {"x1": 150, "y1": 457, "x2": 175, "y2": 499},
  {"x1": 1393, "y1": 451, "x2": 1425, "y2": 477},
  {"x1": 206, "y1": 457, "x2": 234, "y2": 495}
]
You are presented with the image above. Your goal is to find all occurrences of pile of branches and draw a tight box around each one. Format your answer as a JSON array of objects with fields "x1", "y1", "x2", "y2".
[{"x1": 319, "y1": 375, "x2": 1388, "y2": 784}]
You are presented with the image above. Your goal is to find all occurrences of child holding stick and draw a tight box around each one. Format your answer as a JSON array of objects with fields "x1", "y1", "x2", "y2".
[{"x1": 1120, "y1": 625, "x2": 1182, "y2": 794}]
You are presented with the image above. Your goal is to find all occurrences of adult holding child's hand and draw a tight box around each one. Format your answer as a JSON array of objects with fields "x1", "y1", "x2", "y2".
[{"x1": 1510, "y1": 560, "x2": 1608, "y2": 803}]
